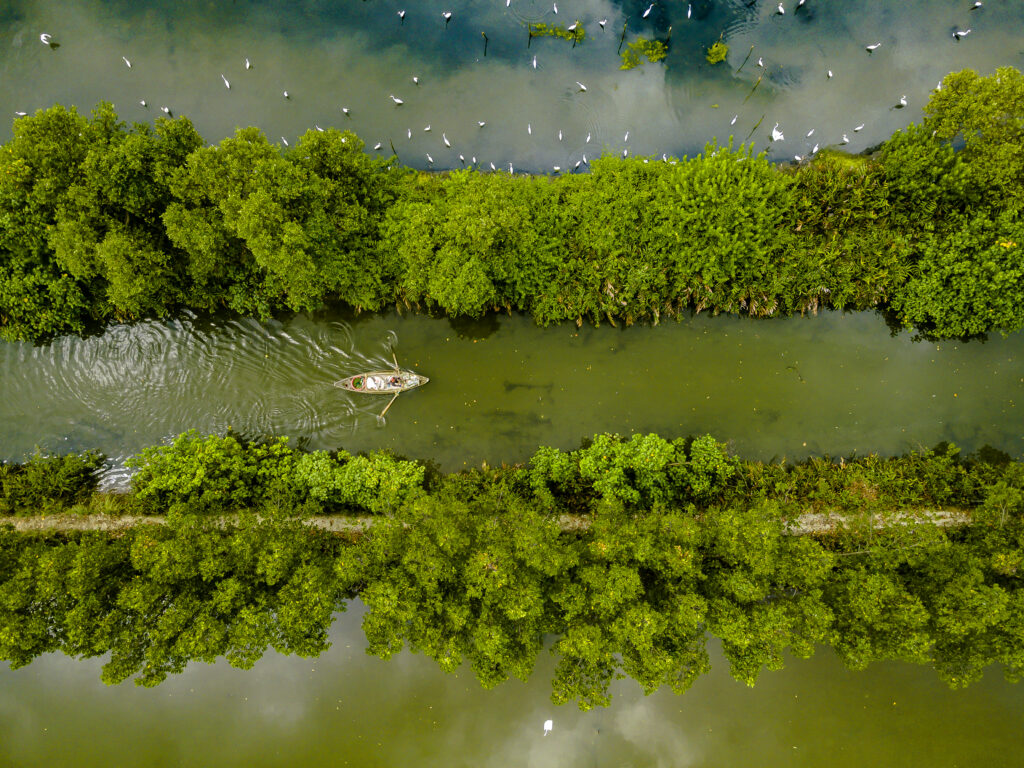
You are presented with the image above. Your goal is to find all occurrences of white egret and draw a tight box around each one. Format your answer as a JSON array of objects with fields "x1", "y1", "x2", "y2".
[
  {"x1": 374, "y1": 142, "x2": 382, "y2": 150},
  {"x1": 598, "y1": 18, "x2": 607, "y2": 28},
  {"x1": 688, "y1": 3, "x2": 692, "y2": 18},
  {"x1": 442, "y1": 132, "x2": 451, "y2": 147},
  {"x1": 798, "y1": 0, "x2": 806, "y2": 6},
  {"x1": 567, "y1": 22, "x2": 578, "y2": 31},
  {"x1": 407, "y1": 128, "x2": 412, "y2": 139},
  {"x1": 423, "y1": 124, "x2": 431, "y2": 132},
  {"x1": 827, "y1": 69, "x2": 833, "y2": 78},
  {"x1": 730, "y1": 114, "x2": 738, "y2": 125},
  {"x1": 558, "y1": 129, "x2": 563, "y2": 141},
  {"x1": 576, "y1": 81, "x2": 587, "y2": 91},
  {"x1": 221, "y1": 74, "x2": 230, "y2": 89},
  {"x1": 624, "y1": 130, "x2": 629, "y2": 141},
  {"x1": 14, "y1": 111, "x2": 27, "y2": 117},
  {"x1": 472, "y1": 156, "x2": 477, "y2": 164},
  {"x1": 840, "y1": 133, "x2": 849, "y2": 144},
  {"x1": 806, "y1": 128, "x2": 815, "y2": 137},
  {"x1": 532, "y1": 55, "x2": 537, "y2": 69},
  {"x1": 390, "y1": 94, "x2": 404, "y2": 105},
  {"x1": 757, "y1": 57, "x2": 764, "y2": 68},
  {"x1": 623, "y1": 149, "x2": 628, "y2": 157},
  {"x1": 459, "y1": 154, "x2": 465, "y2": 163},
  {"x1": 315, "y1": 124, "x2": 324, "y2": 132},
  {"x1": 970, "y1": 1, "x2": 982, "y2": 9},
  {"x1": 643, "y1": 4, "x2": 654, "y2": 18},
  {"x1": 553, "y1": 165, "x2": 561, "y2": 172},
  {"x1": 442, "y1": 10, "x2": 452, "y2": 25},
  {"x1": 794, "y1": 154, "x2": 802, "y2": 161},
  {"x1": 160, "y1": 106, "x2": 171, "y2": 114},
  {"x1": 490, "y1": 161, "x2": 496, "y2": 170},
  {"x1": 342, "y1": 107, "x2": 351, "y2": 116},
  {"x1": 771, "y1": 122, "x2": 784, "y2": 141},
  {"x1": 426, "y1": 153, "x2": 434, "y2": 164},
  {"x1": 139, "y1": 100, "x2": 147, "y2": 107},
  {"x1": 413, "y1": 76, "x2": 420, "y2": 85},
  {"x1": 507, "y1": 0, "x2": 511, "y2": 6},
  {"x1": 586, "y1": 132, "x2": 591, "y2": 143},
  {"x1": 953, "y1": 28, "x2": 971, "y2": 39},
  {"x1": 866, "y1": 42, "x2": 881, "y2": 52},
  {"x1": 553, "y1": 3, "x2": 558, "y2": 14},
  {"x1": 527, "y1": 123, "x2": 532, "y2": 135},
  {"x1": 509, "y1": 162, "x2": 514, "y2": 174},
  {"x1": 896, "y1": 94, "x2": 907, "y2": 108},
  {"x1": 477, "y1": 120, "x2": 486, "y2": 127},
  {"x1": 122, "y1": 56, "x2": 132, "y2": 68},
  {"x1": 853, "y1": 123, "x2": 864, "y2": 131},
  {"x1": 776, "y1": 3, "x2": 785, "y2": 14},
  {"x1": 398, "y1": 10, "x2": 406, "y2": 22},
  {"x1": 281, "y1": 137, "x2": 289, "y2": 146},
  {"x1": 283, "y1": 90, "x2": 290, "y2": 99},
  {"x1": 39, "y1": 33, "x2": 55, "y2": 47},
  {"x1": 245, "y1": 58, "x2": 252, "y2": 70},
  {"x1": 583, "y1": 154, "x2": 588, "y2": 164},
  {"x1": 812, "y1": 143, "x2": 819, "y2": 153}
]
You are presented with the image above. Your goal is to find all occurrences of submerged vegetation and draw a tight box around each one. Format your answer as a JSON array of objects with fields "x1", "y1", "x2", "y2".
[
  {"x1": 1, "y1": 431, "x2": 1022, "y2": 706},
  {"x1": 529, "y1": 21, "x2": 586, "y2": 45},
  {"x1": 0, "y1": 67, "x2": 1022, "y2": 343},
  {"x1": 620, "y1": 37, "x2": 669, "y2": 69},
  {"x1": 706, "y1": 38, "x2": 729, "y2": 65}
]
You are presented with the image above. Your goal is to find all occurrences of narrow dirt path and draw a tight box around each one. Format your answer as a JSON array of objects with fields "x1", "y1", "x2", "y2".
[{"x1": 3, "y1": 509, "x2": 972, "y2": 535}]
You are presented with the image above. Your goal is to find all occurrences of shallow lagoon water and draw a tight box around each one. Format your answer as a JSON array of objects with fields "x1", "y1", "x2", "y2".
[
  {"x1": 3, "y1": 0, "x2": 1024, "y2": 170},
  {"x1": 1, "y1": 604, "x2": 1023, "y2": 768}
]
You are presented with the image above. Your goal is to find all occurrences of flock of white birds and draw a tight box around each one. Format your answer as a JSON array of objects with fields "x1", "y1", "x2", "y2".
[{"x1": 25, "y1": 0, "x2": 986, "y2": 174}]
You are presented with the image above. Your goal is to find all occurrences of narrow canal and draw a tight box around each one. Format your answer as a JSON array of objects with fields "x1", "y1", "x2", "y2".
[{"x1": 2, "y1": 310, "x2": 1021, "y2": 481}]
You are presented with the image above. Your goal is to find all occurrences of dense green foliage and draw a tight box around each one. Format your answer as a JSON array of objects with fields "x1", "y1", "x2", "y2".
[
  {"x1": 0, "y1": 449, "x2": 104, "y2": 515},
  {"x1": 5, "y1": 430, "x2": 1017, "y2": 523},
  {"x1": 1, "y1": 67, "x2": 1022, "y2": 340},
  {"x1": 1, "y1": 431, "x2": 1022, "y2": 704}
]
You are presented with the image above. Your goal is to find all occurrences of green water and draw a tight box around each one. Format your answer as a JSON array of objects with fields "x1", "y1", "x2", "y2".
[
  {"x1": 1, "y1": 310, "x2": 1021, "y2": 481},
  {"x1": 1, "y1": 606, "x2": 1021, "y2": 768}
]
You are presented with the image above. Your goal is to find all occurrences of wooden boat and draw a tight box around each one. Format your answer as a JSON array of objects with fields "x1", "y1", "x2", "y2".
[{"x1": 334, "y1": 370, "x2": 429, "y2": 393}]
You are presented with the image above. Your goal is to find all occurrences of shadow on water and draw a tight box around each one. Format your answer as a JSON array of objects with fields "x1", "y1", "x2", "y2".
[{"x1": 448, "y1": 312, "x2": 502, "y2": 340}]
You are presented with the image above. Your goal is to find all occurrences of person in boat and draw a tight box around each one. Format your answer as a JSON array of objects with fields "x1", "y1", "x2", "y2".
[{"x1": 389, "y1": 375, "x2": 401, "y2": 387}]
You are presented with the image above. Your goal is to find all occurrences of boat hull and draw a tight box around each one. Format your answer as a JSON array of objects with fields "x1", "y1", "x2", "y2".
[{"x1": 334, "y1": 370, "x2": 429, "y2": 393}]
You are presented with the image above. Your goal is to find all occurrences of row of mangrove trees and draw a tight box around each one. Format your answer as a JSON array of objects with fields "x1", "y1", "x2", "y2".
[
  {"x1": 1, "y1": 67, "x2": 1022, "y2": 343},
  {"x1": 2, "y1": 431, "x2": 1023, "y2": 706}
]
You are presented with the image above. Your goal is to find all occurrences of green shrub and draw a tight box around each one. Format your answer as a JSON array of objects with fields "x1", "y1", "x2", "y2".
[{"x1": 0, "y1": 449, "x2": 105, "y2": 515}]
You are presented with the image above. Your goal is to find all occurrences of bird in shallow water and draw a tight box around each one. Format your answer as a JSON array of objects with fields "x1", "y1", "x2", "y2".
[
  {"x1": 221, "y1": 74, "x2": 230, "y2": 89},
  {"x1": 865, "y1": 42, "x2": 881, "y2": 52},
  {"x1": 771, "y1": 122, "x2": 784, "y2": 141},
  {"x1": 122, "y1": 56, "x2": 132, "y2": 68},
  {"x1": 543, "y1": 720, "x2": 553, "y2": 736},
  {"x1": 952, "y1": 28, "x2": 971, "y2": 40},
  {"x1": 39, "y1": 33, "x2": 58, "y2": 48},
  {"x1": 643, "y1": 4, "x2": 654, "y2": 18},
  {"x1": 390, "y1": 94, "x2": 404, "y2": 105}
]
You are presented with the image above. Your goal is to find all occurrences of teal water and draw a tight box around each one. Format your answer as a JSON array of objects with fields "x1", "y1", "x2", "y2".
[{"x1": 3, "y1": 0, "x2": 1023, "y2": 169}]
